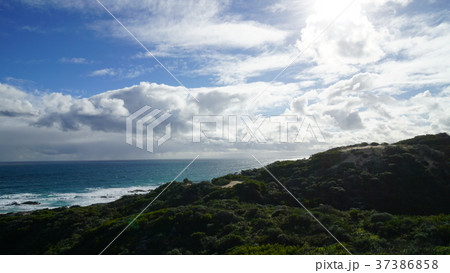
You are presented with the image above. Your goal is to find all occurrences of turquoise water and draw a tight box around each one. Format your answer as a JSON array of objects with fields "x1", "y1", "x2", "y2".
[{"x1": 0, "y1": 159, "x2": 263, "y2": 213}]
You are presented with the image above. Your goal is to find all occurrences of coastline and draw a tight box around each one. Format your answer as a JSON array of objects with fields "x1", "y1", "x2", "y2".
[
  {"x1": 0, "y1": 158, "x2": 264, "y2": 214},
  {"x1": 0, "y1": 185, "x2": 157, "y2": 214}
]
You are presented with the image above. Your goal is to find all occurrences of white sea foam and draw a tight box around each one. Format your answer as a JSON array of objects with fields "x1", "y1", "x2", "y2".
[{"x1": 0, "y1": 185, "x2": 157, "y2": 214}]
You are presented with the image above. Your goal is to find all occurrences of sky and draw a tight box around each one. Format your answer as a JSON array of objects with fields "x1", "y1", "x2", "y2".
[{"x1": 0, "y1": 0, "x2": 449, "y2": 161}]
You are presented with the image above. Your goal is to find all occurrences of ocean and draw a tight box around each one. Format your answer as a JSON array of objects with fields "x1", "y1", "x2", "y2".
[{"x1": 0, "y1": 158, "x2": 266, "y2": 214}]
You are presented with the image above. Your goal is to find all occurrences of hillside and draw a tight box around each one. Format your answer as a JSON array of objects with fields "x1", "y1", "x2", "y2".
[
  {"x1": 0, "y1": 133, "x2": 448, "y2": 254},
  {"x1": 242, "y1": 132, "x2": 450, "y2": 215}
]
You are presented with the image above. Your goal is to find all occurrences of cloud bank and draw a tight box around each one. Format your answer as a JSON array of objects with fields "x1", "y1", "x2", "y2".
[{"x1": 1, "y1": 78, "x2": 449, "y2": 161}]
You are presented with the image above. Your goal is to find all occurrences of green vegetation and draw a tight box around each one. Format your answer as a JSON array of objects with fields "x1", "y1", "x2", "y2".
[{"x1": 0, "y1": 133, "x2": 448, "y2": 254}]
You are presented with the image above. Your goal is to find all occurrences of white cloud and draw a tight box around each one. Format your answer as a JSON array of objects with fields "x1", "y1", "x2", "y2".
[
  {"x1": 59, "y1": 57, "x2": 89, "y2": 64},
  {"x1": 20, "y1": 25, "x2": 43, "y2": 33},
  {"x1": 81, "y1": 0, "x2": 289, "y2": 51},
  {"x1": 323, "y1": 110, "x2": 364, "y2": 130},
  {"x1": 0, "y1": 83, "x2": 37, "y2": 117},
  {"x1": 35, "y1": 91, "x2": 129, "y2": 132},
  {"x1": 194, "y1": 50, "x2": 300, "y2": 84},
  {"x1": 89, "y1": 68, "x2": 116, "y2": 77},
  {"x1": 284, "y1": 70, "x2": 450, "y2": 147},
  {"x1": 88, "y1": 66, "x2": 152, "y2": 78},
  {"x1": 127, "y1": 21, "x2": 288, "y2": 50},
  {"x1": 296, "y1": 0, "x2": 385, "y2": 76},
  {"x1": 370, "y1": 18, "x2": 450, "y2": 89},
  {"x1": 1, "y1": 76, "x2": 449, "y2": 161}
]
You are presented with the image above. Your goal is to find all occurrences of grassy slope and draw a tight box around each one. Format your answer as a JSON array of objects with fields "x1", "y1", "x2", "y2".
[{"x1": 0, "y1": 133, "x2": 448, "y2": 254}]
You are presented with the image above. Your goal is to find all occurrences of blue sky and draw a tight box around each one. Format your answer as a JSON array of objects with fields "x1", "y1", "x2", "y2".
[
  {"x1": 0, "y1": 0, "x2": 303, "y2": 94},
  {"x1": 0, "y1": 0, "x2": 449, "y2": 161},
  {"x1": 0, "y1": 2, "x2": 183, "y2": 95}
]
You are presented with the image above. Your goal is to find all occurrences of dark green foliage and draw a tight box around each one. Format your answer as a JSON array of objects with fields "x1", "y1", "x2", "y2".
[
  {"x1": 0, "y1": 133, "x2": 448, "y2": 254},
  {"x1": 251, "y1": 133, "x2": 450, "y2": 214},
  {"x1": 396, "y1": 133, "x2": 450, "y2": 155}
]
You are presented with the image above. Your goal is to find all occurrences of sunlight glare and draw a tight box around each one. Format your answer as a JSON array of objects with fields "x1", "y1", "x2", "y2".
[{"x1": 312, "y1": 0, "x2": 360, "y2": 19}]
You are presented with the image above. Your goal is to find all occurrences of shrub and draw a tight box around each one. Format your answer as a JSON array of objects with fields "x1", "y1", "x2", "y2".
[{"x1": 370, "y1": 212, "x2": 393, "y2": 223}]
